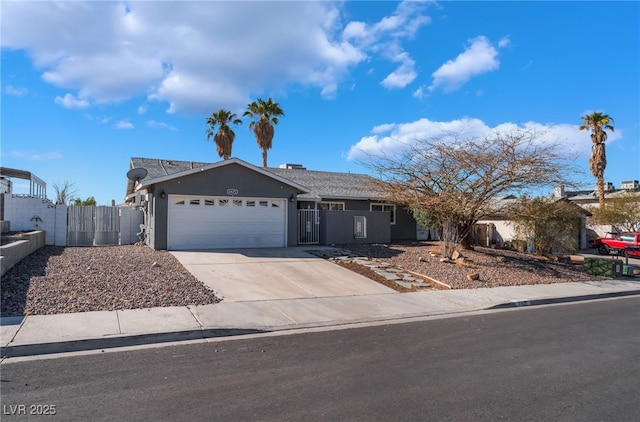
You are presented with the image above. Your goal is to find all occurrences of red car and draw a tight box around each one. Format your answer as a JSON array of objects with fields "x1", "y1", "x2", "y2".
[{"x1": 593, "y1": 232, "x2": 640, "y2": 257}]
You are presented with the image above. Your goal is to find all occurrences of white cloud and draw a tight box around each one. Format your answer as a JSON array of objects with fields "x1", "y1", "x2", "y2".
[
  {"x1": 54, "y1": 93, "x2": 90, "y2": 109},
  {"x1": 7, "y1": 150, "x2": 62, "y2": 161},
  {"x1": 4, "y1": 85, "x2": 28, "y2": 96},
  {"x1": 412, "y1": 86, "x2": 426, "y2": 99},
  {"x1": 83, "y1": 114, "x2": 112, "y2": 124},
  {"x1": 498, "y1": 36, "x2": 511, "y2": 48},
  {"x1": 115, "y1": 120, "x2": 134, "y2": 130},
  {"x1": 380, "y1": 52, "x2": 417, "y2": 89},
  {"x1": 146, "y1": 120, "x2": 177, "y2": 131},
  {"x1": 345, "y1": 1, "x2": 430, "y2": 91},
  {"x1": 429, "y1": 36, "x2": 504, "y2": 93},
  {"x1": 137, "y1": 104, "x2": 148, "y2": 115},
  {"x1": 347, "y1": 117, "x2": 624, "y2": 161},
  {"x1": 29, "y1": 152, "x2": 63, "y2": 161},
  {"x1": 0, "y1": 1, "x2": 431, "y2": 112}
]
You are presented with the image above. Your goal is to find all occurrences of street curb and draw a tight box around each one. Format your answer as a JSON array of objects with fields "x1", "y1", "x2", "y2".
[
  {"x1": 1, "y1": 328, "x2": 264, "y2": 358},
  {"x1": 488, "y1": 289, "x2": 640, "y2": 309},
  {"x1": 3, "y1": 291, "x2": 640, "y2": 358}
]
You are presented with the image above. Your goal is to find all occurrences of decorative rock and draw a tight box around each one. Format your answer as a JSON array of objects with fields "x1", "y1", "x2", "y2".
[
  {"x1": 451, "y1": 250, "x2": 461, "y2": 260},
  {"x1": 467, "y1": 273, "x2": 480, "y2": 281},
  {"x1": 376, "y1": 271, "x2": 401, "y2": 281},
  {"x1": 395, "y1": 280, "x2": 414, "y2": 289}
]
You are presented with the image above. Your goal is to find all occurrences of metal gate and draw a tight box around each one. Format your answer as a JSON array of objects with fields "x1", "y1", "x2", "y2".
[
  {"x1": 298, "y1": 209, "x2": 319, "y2": 245},
  {"x1": 67, "y1": 206, "x2": 120, "y2": 246}
]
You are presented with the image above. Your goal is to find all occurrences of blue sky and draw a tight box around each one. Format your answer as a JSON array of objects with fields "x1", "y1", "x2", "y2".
[{"x1": 2, "y1": 1, "x2": 639, "y2": 205}]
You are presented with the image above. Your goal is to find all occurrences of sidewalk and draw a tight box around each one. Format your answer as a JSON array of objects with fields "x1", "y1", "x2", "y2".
[{"x1": 2, "y1": 279, "x2": 639, "y2": 358}]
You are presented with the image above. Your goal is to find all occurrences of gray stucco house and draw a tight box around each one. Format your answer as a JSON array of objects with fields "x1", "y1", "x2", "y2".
[{"x1": 125, "y1": 157, "x2": 419, "y2": 250}]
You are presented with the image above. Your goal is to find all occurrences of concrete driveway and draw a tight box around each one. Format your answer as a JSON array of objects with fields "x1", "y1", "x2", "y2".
[{"x1": 171, "y1": 247, "x2": 396, "y2": 302}]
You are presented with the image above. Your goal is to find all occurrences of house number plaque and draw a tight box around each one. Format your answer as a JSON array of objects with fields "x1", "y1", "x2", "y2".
[{"x1": 226, "y1": 189, "x2": 239, "y2": 196}]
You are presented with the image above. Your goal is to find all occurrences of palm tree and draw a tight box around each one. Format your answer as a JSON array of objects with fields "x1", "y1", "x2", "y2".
[
  {"x1": 579, "y1": 112, "x2": 615, "y2": 209},
  {"x1": 206, "y1": 109, "x2": 242, "y2": 160},
  {"x1": 243, "y1": 97, "x2": 284, "y2": 167}
]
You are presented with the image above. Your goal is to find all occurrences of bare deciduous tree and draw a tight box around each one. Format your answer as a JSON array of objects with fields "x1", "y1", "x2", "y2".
[
  {"x1": 363, "y1": 130, "x2": 578, "y2": 254},
  {"x1": 53, "y1": 181, "x2": 77, "y2": 205}
]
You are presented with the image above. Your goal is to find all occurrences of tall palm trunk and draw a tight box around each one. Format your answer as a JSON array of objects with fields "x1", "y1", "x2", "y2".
[
  {"x1": 254, "y1": 118, "x2": 274, "y2": 168},
  {"x1": 589, "y1": 127, "x2": 608, "y2": 209},
  {"x1": 580, "y1": 112, "x2": 614, "y2": 210},
  {"x1": 590, "y1": 141, "x2": 607, "y2": 209}
]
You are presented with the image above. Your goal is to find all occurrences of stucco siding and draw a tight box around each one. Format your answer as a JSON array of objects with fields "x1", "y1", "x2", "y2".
[
  {"x1": 319, "y1": 210, "x2": 390, "y2": 245},
  {"x1": 147, "y1": 163, "x2": 299, "y2": 250}
]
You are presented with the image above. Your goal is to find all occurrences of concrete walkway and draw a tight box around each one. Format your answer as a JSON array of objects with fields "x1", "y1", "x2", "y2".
[{"x1": 2, "y1": 278, "x2": 639, "y2": 359}]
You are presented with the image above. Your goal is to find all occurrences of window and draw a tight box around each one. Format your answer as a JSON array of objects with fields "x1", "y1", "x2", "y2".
[
  {"x1": 233, "y1": 199, "x2": 242, "y2": 207},
  {"x1": 219, "y1": 199, "x2": 229, "y2": 206},
  {"x1": 317, "y1": 201, "x2": 344, "y2": 211},
  {"x1": 246, "y1": 200, "x2": 256, "y2": 207},
  {"x1": 204, "y1": 198, "x2": 215, "y2": 206},
  {"x1": 173, "y1": 197, "x2": 185, "y2": 205},
  {"x1": 259, "y1": 201, "x2": 269, "y2": 207},
  {"x1": 271, "y1": 201, "x2": 281, "y2": 208},
  {"x1": 190, "y1": 198, "x2": 200, "y2": 206},
  {"x1": 371, "y1": 203, "x2": 396, "y2": 224},
  {"x1": 354, "y1": 216, "x2": 367, "y2": 238}
]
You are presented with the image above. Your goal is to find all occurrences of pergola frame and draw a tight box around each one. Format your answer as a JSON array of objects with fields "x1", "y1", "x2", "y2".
[{"x1": 0, "y1": 167, "x2": 47, "y2": 199}]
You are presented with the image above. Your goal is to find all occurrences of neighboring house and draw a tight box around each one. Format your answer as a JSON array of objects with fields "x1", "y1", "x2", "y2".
[
  {"x1": 124, "y1": 157, "x2": 419, "y2": 250},
  {"x1": 556, "y1": 180, "x2": 640, "y2": 238},
  {"x1": 473, "y1": 195, "x2": 519, "y2": 248},
  {"x1": 555, "y1": 180, "x2": 639, "y2": 207},
  {"x1": 473, "y1": 196, "x2": 593, "y2": 251}
]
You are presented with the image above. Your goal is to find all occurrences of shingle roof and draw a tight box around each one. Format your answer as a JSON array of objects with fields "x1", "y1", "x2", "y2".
[
  {"x1": 126, "y1": 158, "x2": 210, "y2": 198},
  {"x1": 126, "y1": 157, "x2": 387, "y2": 201},
  {"x1": 266, "y1": 167, "x2": 385, "y2": 201}
]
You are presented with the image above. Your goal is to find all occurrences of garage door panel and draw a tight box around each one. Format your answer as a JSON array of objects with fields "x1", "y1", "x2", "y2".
[{"x1": 167, "y1": 195, "x2": 286, "y2": 250}]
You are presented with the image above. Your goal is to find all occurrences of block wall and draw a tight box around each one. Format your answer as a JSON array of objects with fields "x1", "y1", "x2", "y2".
[{"x1": 2, "y1": 194, "x2": 64, "y2": 245}]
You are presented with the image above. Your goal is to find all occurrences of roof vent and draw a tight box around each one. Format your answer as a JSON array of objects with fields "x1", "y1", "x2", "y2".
[{"x1": 279, "y1": 163, "x2": 306, "y2": 170}]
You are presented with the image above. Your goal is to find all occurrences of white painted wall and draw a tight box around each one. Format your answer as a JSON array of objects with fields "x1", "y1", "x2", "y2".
[
  {"x1": 476, "y1": 219, "x2": 515, "y2": 244},
  {"x1": 2, "y1": 194, "x2": 64, "y2": 245},
  {"x1": 2, "y1": 195, "x2": 143, "y2": 246}
]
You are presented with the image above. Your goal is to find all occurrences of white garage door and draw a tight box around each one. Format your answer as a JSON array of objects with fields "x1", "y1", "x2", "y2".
[{"x1": 167, "y1": 195, "x2": 287, "y2": 250}]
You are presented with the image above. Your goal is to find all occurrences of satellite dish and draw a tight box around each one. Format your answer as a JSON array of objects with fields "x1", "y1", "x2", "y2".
[{"x1": 126, "y1": 167, "x2": 148, "y2": 182}]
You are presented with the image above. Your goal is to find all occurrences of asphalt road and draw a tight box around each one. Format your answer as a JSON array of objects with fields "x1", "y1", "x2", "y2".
[{"x1": 2, "y1": 298, "x2": 639, "y2": 421}]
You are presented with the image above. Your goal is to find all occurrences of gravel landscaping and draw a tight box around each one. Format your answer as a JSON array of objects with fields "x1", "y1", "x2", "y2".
[
  {"x1": 339, "y1": 241, "x2": 613, "y2": 289},
  {"x1": 1, "y1": 241, "x2": 630, "y2": 317},
  {"x1": 1, "y1": 245, "x2": 220, "y2": 317}
]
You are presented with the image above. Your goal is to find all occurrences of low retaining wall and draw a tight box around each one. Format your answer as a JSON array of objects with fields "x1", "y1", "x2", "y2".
[{"x1": 0, "y1": 231, "x2": 45, "y2": 277}]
